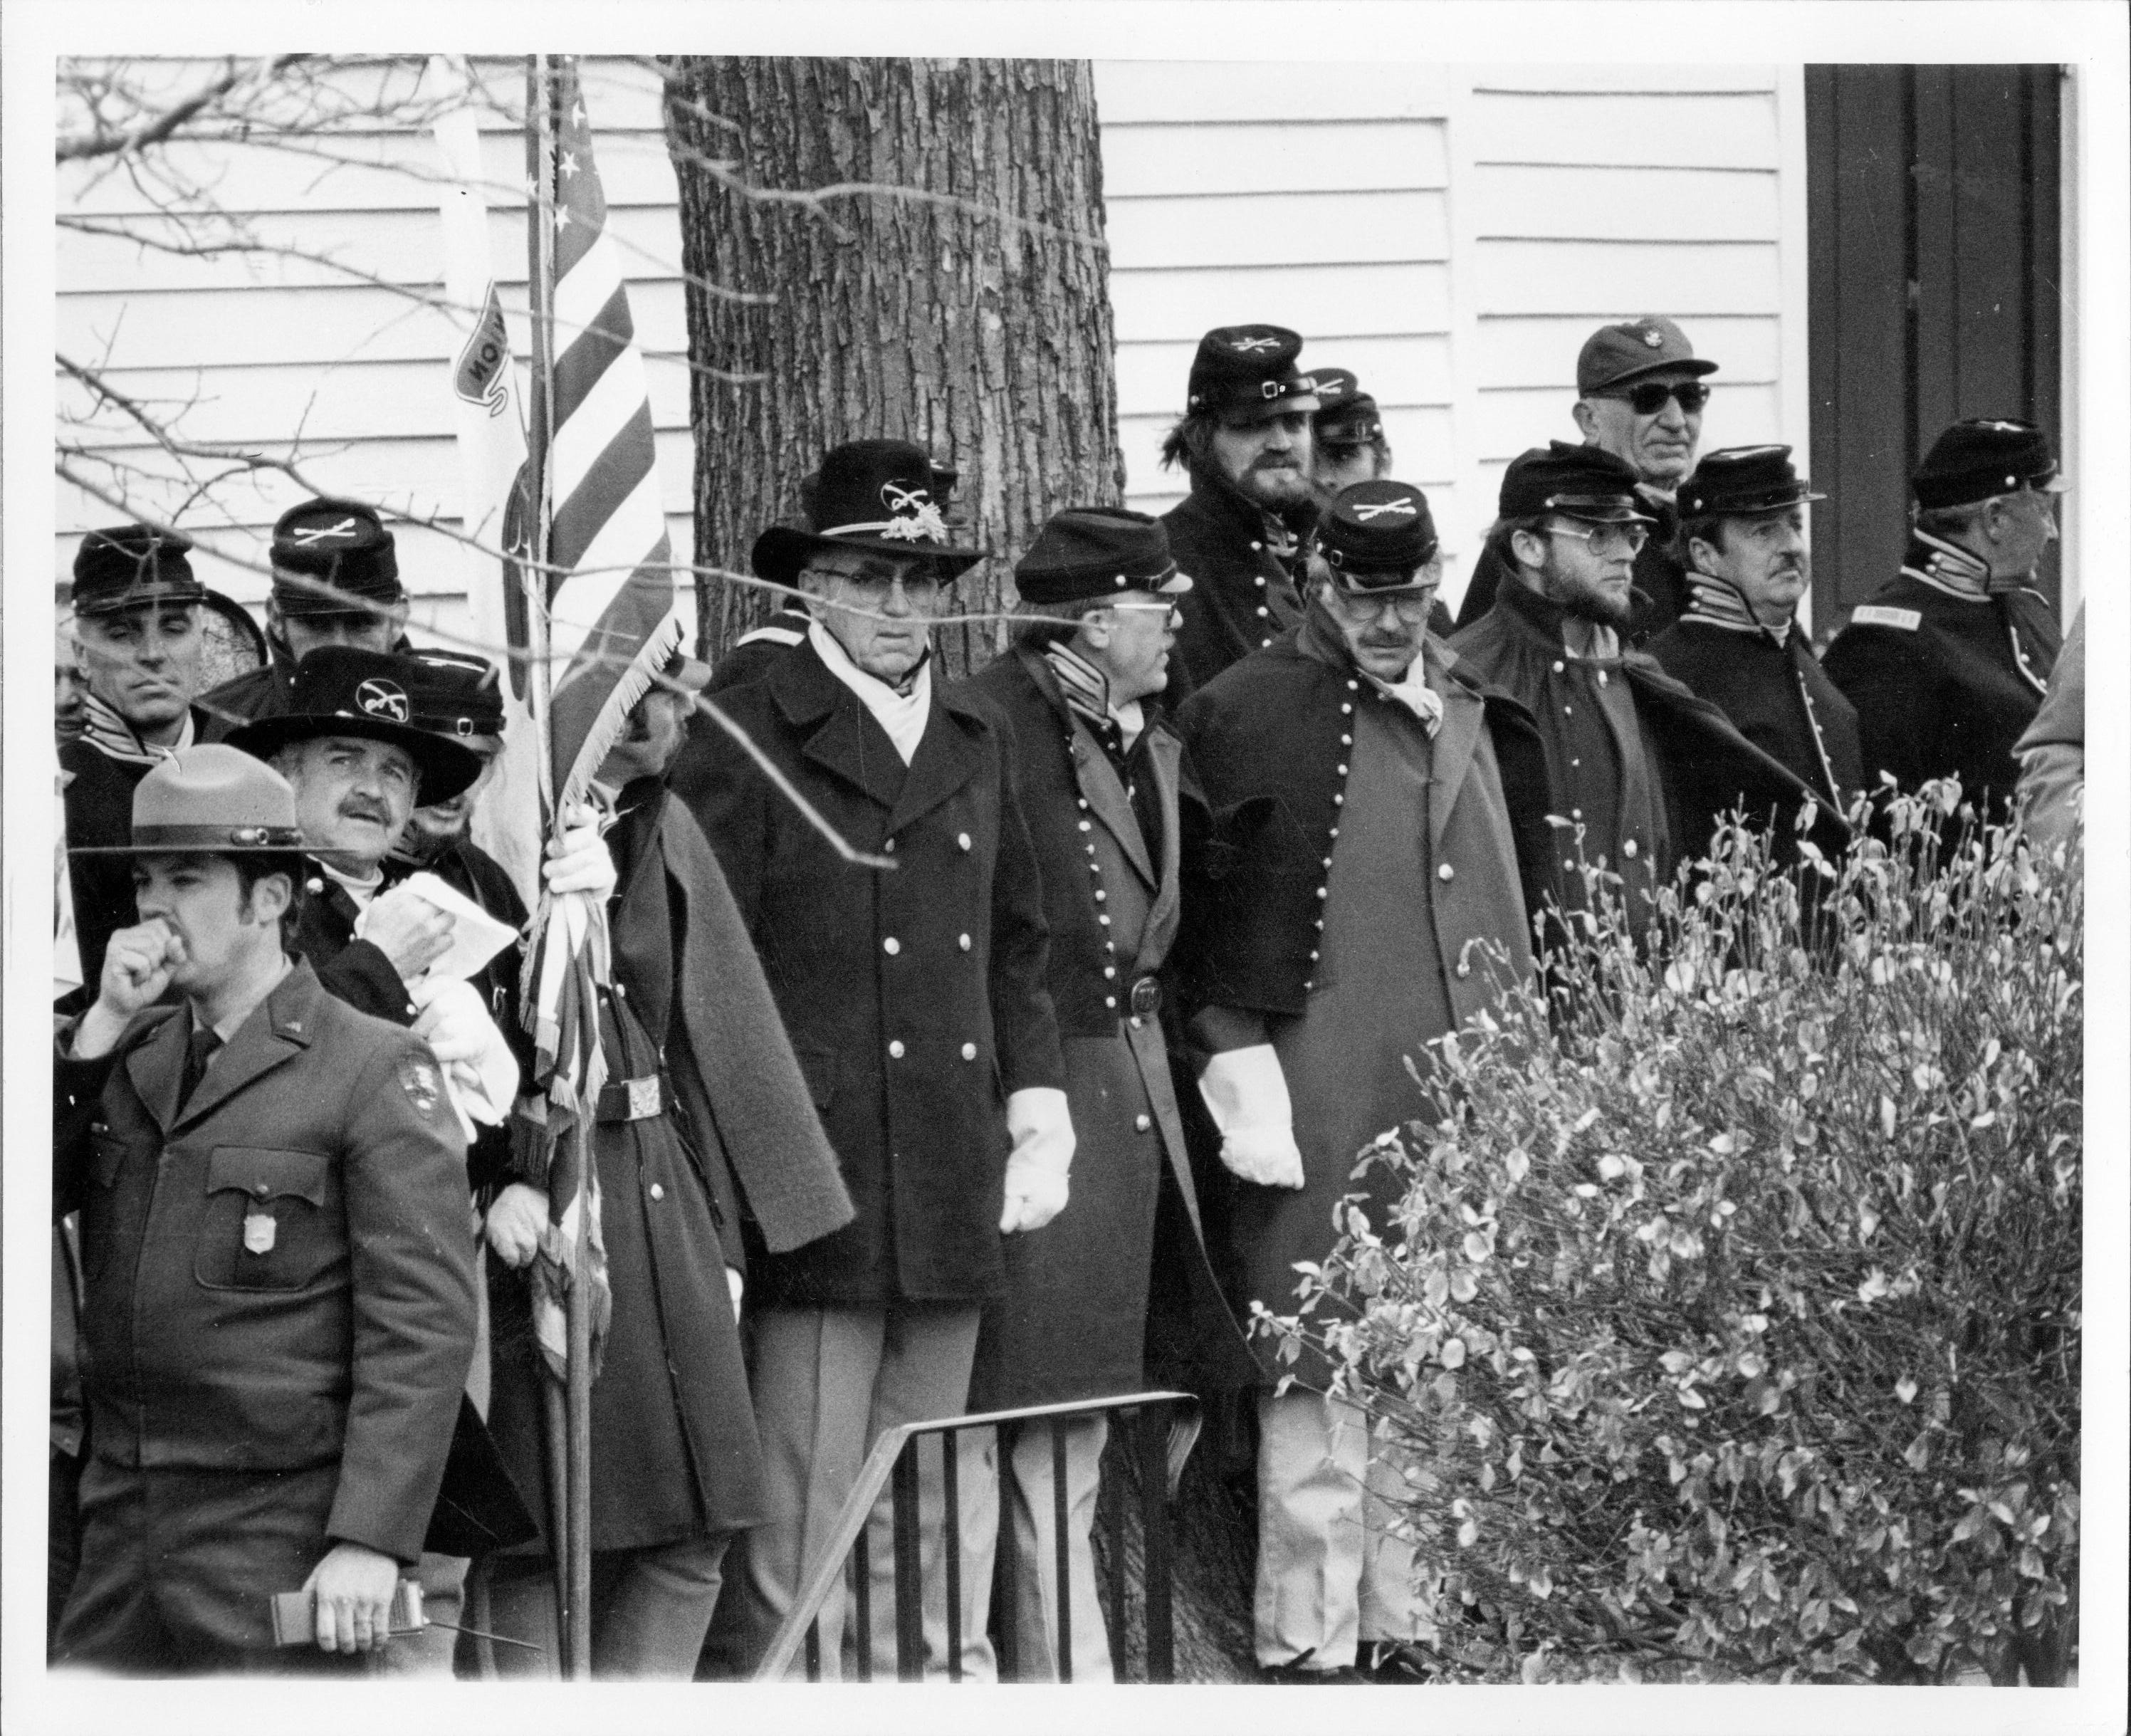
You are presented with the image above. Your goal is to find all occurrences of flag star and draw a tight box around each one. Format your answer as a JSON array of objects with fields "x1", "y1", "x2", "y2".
[
  {"x1": 572, "y1": 102, "x2": 587, "y2": 127},
  {"x1": 554, "y1": 207, "x2": 571, "y2": 231},
  {"x1": 560, "y1": 151, "x2": 578, "y2": 179}
]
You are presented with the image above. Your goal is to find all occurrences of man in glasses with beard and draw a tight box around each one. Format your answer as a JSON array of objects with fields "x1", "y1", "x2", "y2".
[
  {"x1": 1647, "y1": 446, "x2": 1863, "y2": 816},
  {"x1": 1455, "y1": 316, "x2": 1719, "y2": 640},
  {"x1": 1157, "y1": 324, "x2": 1323, "y2": 704},
  {"x1": 1452, "y1": 444, "x2": 1841, "y2": 931}
]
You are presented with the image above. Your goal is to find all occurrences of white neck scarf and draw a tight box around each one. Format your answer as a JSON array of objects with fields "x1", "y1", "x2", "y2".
[
  {"x1": 82, "y1": 692, "x2": 193, "y2": 766},
  {"x1": 810, "y1": 620, "x2": 932, "y2": 765},
  {"x1": 1562, "y1": 616, "x2": 1623, "y2": 661},
  {"x1": 320, "y1": 859, "x2": 384, "y2": 911},
  {"x1": 1366, "y1": 664, "x2": 1444, "y2": 736}
]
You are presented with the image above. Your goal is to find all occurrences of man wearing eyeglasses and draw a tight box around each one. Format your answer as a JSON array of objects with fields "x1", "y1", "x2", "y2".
[
  {"x1": 1176, "y1": 481, "x2": 1549, "y2": 1683},
  {"x1": 1821, "y1": 417, "x2": 2067, "y2": 829},
  {"x1": 676, "y1": 439, "x2": 1072, "y2": 1680},
  {"x1": 1455, "y1": 317, "x2": 1719, "y2": 640},
  {"x1": 1452, "y1": 444, "x2": 1841, "y2": 926}
]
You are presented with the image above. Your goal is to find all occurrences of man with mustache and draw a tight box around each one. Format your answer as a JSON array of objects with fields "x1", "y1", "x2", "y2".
[
  {"x1": 676, "y1": 438, "x2": 1070, "y2": 1679},
  {"x1": 201, "y1": 498, "x2": 413, "y2": 738},
  {"x1": 1158, "y1": 324, "x2": 1322, "y2": 705},
  {"x1": 1821, "y1": 417, "x2": 2067, "y2": 830},
  {"x1": 61, "y1": 525, "x2": 215, "y2": 992},
  {"x1": 1455, "y1": 317, "x2": 1719, "y2": 642},
  {"x1": 1175, "y1": 481, "x2": 1548, "y2": 1683},
  {"x1": 1646, "y1": 446, "x2": 1863, "y2": 814},
  {"x1": 1452, "y1": 444, "x2": 1841, "y2": 928}
]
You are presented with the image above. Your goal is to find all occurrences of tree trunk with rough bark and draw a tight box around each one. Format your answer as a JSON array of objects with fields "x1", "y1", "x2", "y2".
[{"x1": 664, "y1": 56, "x2": 1124, "y2": 679}]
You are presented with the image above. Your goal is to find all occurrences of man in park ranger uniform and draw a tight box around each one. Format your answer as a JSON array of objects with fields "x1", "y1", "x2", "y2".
[
  {"x1": 1158, "y1": 324, "x2": 1322, "y2": 704},
  {"x1": 1176, "y1": 480, "x2": 1548, "y2": 1683},
  {"x1": 952, "y1": 506, "x2": 1249, "y2": 1681},
  {"x1": 52, "y1": 746, "x2": 476, "y2": 1673},
  {"x1": 1821, "y1": 417, "x2": 2066, "y2": 828},
  {"x1": 678, "y1": 438, "x2": 1072, "y2": 1679},
  {"x1": 1647, "y1": 445, "x2": 1863, "y2": 815}
]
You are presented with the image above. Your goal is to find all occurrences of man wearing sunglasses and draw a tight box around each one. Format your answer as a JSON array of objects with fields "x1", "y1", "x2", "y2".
[
  {"x1": 1821, "y1": 417, "x2": 2067, "y2": 830},
  {"x1": 1452, "y1": 444, "x2": 1843, "y2": 927},
  {"x1": 1176, "y1": 480, "x2": 1549, "y2": 1683},
  {"x1": 1455, "y1": 316, "x2": 1719, "y2": 639}
]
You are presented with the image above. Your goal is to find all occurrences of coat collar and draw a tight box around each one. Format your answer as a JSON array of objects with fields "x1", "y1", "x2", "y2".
[
  {"x1": 129, "y1": 958, "x2": 323, "y2": 1134},
  {"x1": 1013, "y1": 644, "x2": 1163, "y2": 892},
  {"x1": 770, "y1": 637, "x2": 911, "y2": 812}
]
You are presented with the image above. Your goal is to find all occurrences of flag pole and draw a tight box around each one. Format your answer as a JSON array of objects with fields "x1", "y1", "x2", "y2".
[{"x1": 525, "y1": 51, "x2": 593, "y2": 1682}]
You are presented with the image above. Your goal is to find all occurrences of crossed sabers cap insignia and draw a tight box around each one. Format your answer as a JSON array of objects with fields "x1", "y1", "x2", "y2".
[
  {"x1": 290, "y1": 516, "x2": 360, "y2": 546},
  {"x1": 1229, "y1": 335, "x2": 1279, "y2": 353},
  {"x1": 878, "y1": 482, "x2": 948, "y2": 545},
  {"x1": 1351, "y1": 496, "x2": 1419, "y2": 521}
]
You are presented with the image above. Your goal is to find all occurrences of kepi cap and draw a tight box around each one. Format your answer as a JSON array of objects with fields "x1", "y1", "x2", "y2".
[
  {"x1": 70, "y1": 743, "x2": 308, "y2": 856},
  {"x1": 72, "y1": 523, "x2": 206, "y2": 617},
  {"x1": 1577, "y1": 317, "x2": 1719, "y2": 397},
  {"x1": 1499, "y1": 442, "x2": 1656, "y2": 524},
  {"x1": 226, "y1": 646, "x2": 483, "y2": 805},
  {"x1": 1187, "y1": 325, "x2": 1319, "y2": 424},
  {"x1": 1308, "y1": 367, "x2": 1383, "y2": 449},
  {"x1": 1014, "y1": 506, "x2": 1190, "y2": 607},
  {"x1": 406, "y1": 649, "x2": 507, "y2": 743},
  {"x1": 271, "y1": 498, "x2": 403, "y2": 619},
  {"x1": 1912, "y1": 418, "x2": 2065, "y2": 509},
  {"x1": 1676, "y1": 445, "x2": 1826, "y2": 519},
  {"x1": 1315, "y1": 480, "x2": 1439, "y2": 590}
]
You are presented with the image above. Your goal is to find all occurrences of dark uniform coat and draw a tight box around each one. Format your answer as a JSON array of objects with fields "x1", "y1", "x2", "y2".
[
  {"x1": 953, "y1": 644, "x2": 1252, "y2": 1407},
  {"x1": 1177, "y1": 617, "x2": 1542, "y2": 1376},
  {"x1": 1455, "y1": 484, "x2": 1690, "y2": 643},
  {"x1": 59, "y1": 711, "x2": 209, "y2": 993},
  {"x1": 1647, "y1": 616, "x2": 1864, "y2": 812},
  {"x1": 53, "y1": 962, "x2": 476, "y2": 1571},
  {"x1": 1452, "y1": 579, "x2": 1849, "y2": 913},
  {"x1": 1161, "y1": 479, "x2": 1309, "y2": 706},
  {"x1": 1820, "y1": 560, "x2": 2061, "y2": 826},
  {"x1": 674, "y1": 637, "x2": 1064, "y2": 1307},
  {"x1": 486, "y1": 786, "x2": 853, "y2": 1552}
]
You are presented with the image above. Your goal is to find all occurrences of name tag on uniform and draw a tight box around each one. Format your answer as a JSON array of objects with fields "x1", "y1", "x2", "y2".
[
  {"x1": 244, "y1": 1211, "x2": 277, "y2": 1255},
  {"x1": 1849, "y1": 605, "x2": 1921, "y2": 631}
]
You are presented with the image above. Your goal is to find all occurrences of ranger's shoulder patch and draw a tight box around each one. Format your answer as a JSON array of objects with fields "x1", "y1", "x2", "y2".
[
  {"x1": 1848, "y1": 605, "x2": 1922, "y2": 632},
  {"x1": 398, "y1": 1054, "x2": 443, "y2": 1117}
]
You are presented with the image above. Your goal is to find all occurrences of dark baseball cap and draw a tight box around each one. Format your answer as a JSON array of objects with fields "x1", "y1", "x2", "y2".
[
  {"x1": 1577, "y1": 317, "x2": 1719, "y2": 397},
  {"x1": 1499, "y1": 442, "x2": 1655, "y2": 523},
  {"x1": 1315, "y1": 481, "x2": 1440, "y2": 590},
  {"x1": 71, "y1": 523, "x2": 206, "y2": 617},
  {"x1": 1676, "y1": 445, "x2": 1826, "y2": 519},
  {"x1": 270, "y1": 498, "x2": 403, "y2": 619},
  {"x1": 1187, "y1": 325, "x2": 1320, "y2": 424},
  {"x1": 1912, "y1": 418, "x2": 2065, "y2": 509}
]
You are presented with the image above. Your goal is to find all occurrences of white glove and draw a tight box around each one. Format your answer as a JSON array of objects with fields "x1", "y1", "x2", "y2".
[
  {"x1": 410, "y1": 976, "x2": 520, "y2": 1143},
  {"x1": 1000, "y1": 1085, "x2": 1074, "y2": 1233},
  {"x1": 1198, "y1": 1045, "x2": 1305, "y2": 1189},
  {"x1": 544, "y1": 802, "x2": 618, "y2": 899}
]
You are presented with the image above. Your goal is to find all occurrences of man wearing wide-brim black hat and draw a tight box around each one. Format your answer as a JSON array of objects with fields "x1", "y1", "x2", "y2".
[
  {"x1": 1176, "y1": 480, "x2": 1548, "y2": 1683},
  {"x1": 1648, "y1": 444, "x2": 1863, "y2": 814},
  {"x1": 53, "y1": 744, "x2": 477, "y2": 1673},
  {"x1": 1821, "y1": 416, "x2": 2067, "y2": 828},
  {"x1": 674, "y1": 437, "x2": 1071, "y2": 1680}
]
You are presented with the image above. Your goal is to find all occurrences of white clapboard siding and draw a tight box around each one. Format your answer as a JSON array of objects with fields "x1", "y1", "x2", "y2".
[
  {"x1": 1468, "y1": 90, "x2": 1782, "y2": 170},
  {"x1": 1102, "y1": 120, "x2": 1450, "y2": 198},
  {"x1": 55, "y1": 53, "x2": 688, "y2": 637}
]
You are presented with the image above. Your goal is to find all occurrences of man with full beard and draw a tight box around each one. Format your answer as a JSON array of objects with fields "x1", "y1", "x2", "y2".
[
  {"x1": 1451, "y1": 443, "x2": 1840, "y2": 928},
  {"x1": 1158, "y1": 325, "x2": 1322, "y2": 704}
]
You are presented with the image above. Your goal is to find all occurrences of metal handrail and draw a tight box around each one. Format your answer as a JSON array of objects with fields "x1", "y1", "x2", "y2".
[{"x1": 755, "y1": 1389, "x2": 1202, "y2": 1683}]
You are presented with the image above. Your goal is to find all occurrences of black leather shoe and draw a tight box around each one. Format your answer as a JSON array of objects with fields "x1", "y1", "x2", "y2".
[
  {"x1": 1262, "y1": 1661, "x2": 1366, "y2": 1684},
  {"x1": 1357, "y1": 1640, "x2": 1442, "y2": 1683}
]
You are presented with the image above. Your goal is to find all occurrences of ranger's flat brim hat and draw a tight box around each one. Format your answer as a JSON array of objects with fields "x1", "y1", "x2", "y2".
[
  {"x1": 1014, "y1": 506, "x2": 1191, "y2": 606},
  {"x1": 226, "y1": 645, "x2": 482, "y2": 806},
  {"x1": 1676, "y1": 444, "x2": 1826, "y2": 518},
  {"x1": 753, "y1": 438, "x2": 984, "y2": 588},
  {"x1": 70, "y1": 743, "x2": 309, "y2": 855},
  {"x1": 1912, "y1": 417, "x2": 2066, "y2": 509},
  {"x1": 1316, "y1": 480, "x2": 1440, "y2": 590},
  {"x1": 1499, "y1": 441, "x2": 1659, "y2": 524}
]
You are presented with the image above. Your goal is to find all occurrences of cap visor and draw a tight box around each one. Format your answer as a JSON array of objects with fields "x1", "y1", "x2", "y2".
[
  {"x1": 1588, "y1": 357, "x2": 1721, "y2": 393},
  {"x1": 73, "y1": 583, "x2": 207, "y2": 616},
  {"x1": 1223, "y1": 392, "x2": 1321, "y2": 425}
]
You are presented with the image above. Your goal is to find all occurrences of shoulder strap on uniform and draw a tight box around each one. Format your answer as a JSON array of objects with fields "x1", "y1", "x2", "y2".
[{"x1": 1847, "y1": 605, "x2": 1922, "y2": 632}]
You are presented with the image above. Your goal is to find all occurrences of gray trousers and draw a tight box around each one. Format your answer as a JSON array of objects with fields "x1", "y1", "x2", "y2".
[
  {"x1": 728, "y1": 1302, "x2": 981, "y2": 1680},
  {"x1": 480, "y1": 1535, "x2": 731, "y2": 1679},
  {"x1": 956, "y1": 1413, "x2": 1112, "y2": 1681}
]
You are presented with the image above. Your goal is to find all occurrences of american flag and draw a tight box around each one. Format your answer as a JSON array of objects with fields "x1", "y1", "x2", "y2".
[{"x1": 517, "y1": 58, "x2": 684, "y2": 1384}]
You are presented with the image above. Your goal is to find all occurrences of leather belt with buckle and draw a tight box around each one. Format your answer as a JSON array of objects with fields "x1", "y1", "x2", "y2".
[
  {"x1": 595, "y1": 1075, "x2": 664, "y2": 1123},
  {"x1": 1128, "y1": 977, "x2": 1162, "y2": 1020}
]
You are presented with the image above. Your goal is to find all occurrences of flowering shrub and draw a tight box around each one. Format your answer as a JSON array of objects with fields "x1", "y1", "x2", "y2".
[{"x1": 1262, "y1": 792, "x2": 2082, "y2": 1683}]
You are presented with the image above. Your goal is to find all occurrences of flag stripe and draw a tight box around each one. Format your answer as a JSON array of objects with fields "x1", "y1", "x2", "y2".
[
  {"x1": 551, "y1": 402, "x2": 658, "y2": 574},
  {"x1": 553, "y1": 275, "x2": 634, "y2": 417}
]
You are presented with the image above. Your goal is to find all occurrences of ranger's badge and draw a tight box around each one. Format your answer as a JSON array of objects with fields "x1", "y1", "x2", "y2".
[
  {"x1": 244, "y1": 1211, "x2": 277, "y2": 1255},
  {"x1": 399, "y1": 1057, "x2": 441, "y2": 1115}
]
